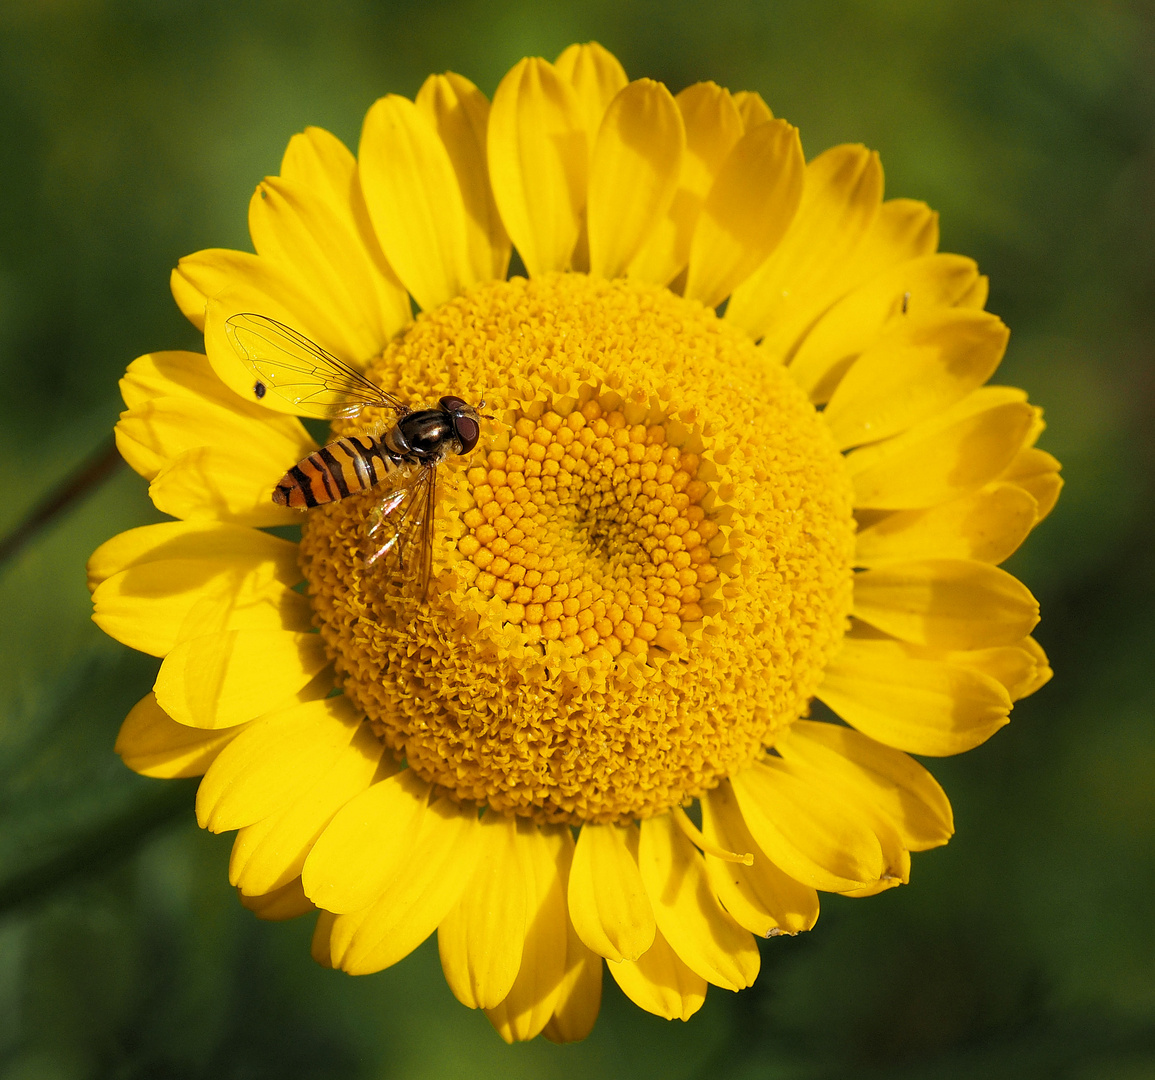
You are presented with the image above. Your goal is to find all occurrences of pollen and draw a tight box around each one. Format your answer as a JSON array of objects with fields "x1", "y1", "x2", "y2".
[{"x1": 298, "y1": 273, "x2": 856, "y2": 824}]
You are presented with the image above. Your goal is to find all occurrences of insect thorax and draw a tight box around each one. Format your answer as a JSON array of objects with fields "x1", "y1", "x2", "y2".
[{"x1": 390, "y1": 409, "x2": 458, "y2": 462}]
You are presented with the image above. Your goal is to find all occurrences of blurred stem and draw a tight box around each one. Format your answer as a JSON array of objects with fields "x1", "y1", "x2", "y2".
[
  {"x1": 0, "y1": 781, "x2": 193, "y2": 914},
  {"x1": 0, "y1": 436, "x2": 123, "y2": 567}
]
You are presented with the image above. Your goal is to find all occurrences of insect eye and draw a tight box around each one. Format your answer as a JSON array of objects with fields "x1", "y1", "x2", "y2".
[
  {"x1": 254, "y1": 381, "x2": 267, "y2": 399},
  {"x1": 454, "y1": 415, "x2": 480, "y2": 453},
  {"x1": 439, "y1": 395, "x2": 467, "y2": 412}
]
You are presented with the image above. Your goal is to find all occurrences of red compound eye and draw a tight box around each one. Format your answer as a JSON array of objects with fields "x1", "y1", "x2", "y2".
[{"x1": 453, "y1": 414, "x2": 480, "y2": 453}]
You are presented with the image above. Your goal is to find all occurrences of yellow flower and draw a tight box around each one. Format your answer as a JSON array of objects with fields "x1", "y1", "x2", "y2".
[{"x1": 89, "y1": 43, "x2": 1061, "y2": 1042}]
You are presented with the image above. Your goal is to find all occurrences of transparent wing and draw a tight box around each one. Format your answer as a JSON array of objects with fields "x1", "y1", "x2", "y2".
[
  {"x1": 362, "y1": 466, "x2": 436, "y2": 602},
  {"x1": 225, "y1": 312, "x2": 408, "y2": 420}
]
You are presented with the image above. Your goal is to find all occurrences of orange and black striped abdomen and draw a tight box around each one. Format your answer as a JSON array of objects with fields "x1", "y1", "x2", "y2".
[{"x1": 274, "y1": 435, "x2": 403, "y2": 508}]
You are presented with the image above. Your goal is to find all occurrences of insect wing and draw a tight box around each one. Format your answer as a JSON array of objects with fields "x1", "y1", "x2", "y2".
[
  {"x1": 362, "y1": 466, "x2": 437, "y2": 601},
  {"x1": 225, "y1": 312, "x2": 408, "y2": 420}
]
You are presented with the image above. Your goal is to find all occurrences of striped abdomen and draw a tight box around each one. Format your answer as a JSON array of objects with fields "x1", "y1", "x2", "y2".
[{"x1": 274, "y1": 435, "x2": 406, "y2": 508}]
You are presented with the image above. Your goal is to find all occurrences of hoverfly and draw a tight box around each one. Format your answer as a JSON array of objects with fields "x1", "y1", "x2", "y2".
[{"x1": 225, "y1": 312, "x2": 489, "y2": 601}]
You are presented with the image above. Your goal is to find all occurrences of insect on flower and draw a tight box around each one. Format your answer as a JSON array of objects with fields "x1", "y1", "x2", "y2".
[{"x1": 225, "y1": 312, "x2": 490, "y2": 600}]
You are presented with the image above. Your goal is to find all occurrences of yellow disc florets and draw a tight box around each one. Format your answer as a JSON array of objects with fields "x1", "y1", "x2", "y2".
[
  {"x1": 298, "y1": 273, "x2": 856, "y2": 824},
  {"x1": 458, "y1": 404, "x2": 718, "y2": 661}
]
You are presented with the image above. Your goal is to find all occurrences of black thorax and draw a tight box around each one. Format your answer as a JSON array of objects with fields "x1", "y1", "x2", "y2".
[{"x1": 387, "y1": 408, "x2": 458, "y2": 463}]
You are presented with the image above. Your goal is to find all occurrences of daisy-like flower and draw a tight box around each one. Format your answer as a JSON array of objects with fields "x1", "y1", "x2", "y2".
[{"x1": 89, "y1": 43, "x2": 1061, "y2": 1041}]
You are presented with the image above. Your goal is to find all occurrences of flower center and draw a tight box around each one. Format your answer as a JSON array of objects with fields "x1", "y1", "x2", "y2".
[
  {"x1": 457, "y1": 403, "x2": 718, "y2": 662},
  {"x1": 298, "y1": 274, "x2": 855, "y2": 824}
]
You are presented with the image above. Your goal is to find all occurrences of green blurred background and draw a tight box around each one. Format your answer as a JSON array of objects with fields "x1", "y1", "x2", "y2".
[{"x1": 1, "y1": 1, "x2": 1153, "y2": 1076}]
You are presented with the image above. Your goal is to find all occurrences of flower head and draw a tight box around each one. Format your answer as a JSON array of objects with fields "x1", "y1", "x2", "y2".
[{"x1": 91, "y1": 43, "x2": 1060, "y2": 1042}]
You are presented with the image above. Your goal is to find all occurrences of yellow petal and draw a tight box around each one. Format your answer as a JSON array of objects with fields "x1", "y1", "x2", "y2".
[
  {"x1": 553, "y1": 42, "x2": 628, "y2": 146},
  {"x1": 817, "y1": 634, "x2": 1011, "y2": 755},
  {"x1": 739, "y1": 737, "x2": 914, "y2": 894},
  {"x1": 824, "y1": 309, "x2": 1009, "y2": 450},
  {"x1": 199, "y1": 292, "x2": 383, "y2": 426},
  {"x1": 148, "y1": 445, "x2": 303, "y2": 528},
  {"x1": 488, "y1": 57, "x2": 588, "y2": 277},
  {"x1": 301, "y1": 767, "x2": 429, "y2": 914},
  {"x1": 1019, "y1": 636, "x2": 1054, "y2": 697},
  {"x1": 587, "y1": 79, "x2": 684, "y2": 279},
  {"x1": 438, "y1": 812, "x2": 529, "y2": 1009},
  {"x1": 853, "y1": 558, "x2": 1040, "y2": 649},
  {"x1": 788, "y1": 254, "x2": 983, "y2": 403},
  {"x1": 846, "y1": 392, "x2": 1035, "y2": 509},
  {"x1": 839, "y1": 862, "x2": 910, "y2": 898},
  {"x1": 92, "y1": 526, "x2": 301, "y2": 656},
  {"x1": 917, "y1": 641, "x2": 1041, "y2": 701},
  {"x1": 543, "y1": 946, "x2": 602, "y2": 1044},
  {"x1": 683, "y1": 119, "x2": 805, "y2": 309},
  {"x1": 94, "y1": 565, "x2": 244, "y2": 658},
  {"x1": 115, "y1": 692, "x2": 246, "y2": 779},
  {"x1": 1027, "y1": 400, "x2": 1051, "y2": 446},
  {"x1": 779, "y1": 720, "x2": 954, "y2": 849},
  {"x1": 1000, "y1": 446, "x2": 1063, "y2": 521},
  {"x1": 311, "y1": 911, "x2": 337, "y2": 968},
  {"x1": 637, "y1": 814, "x2": 760, "y2": 990},
  {"x1": 119, "y1": 350, "x2": 255, "y2": 413},
  {"x1": 113, "y1": 396, "x2": 221, "y2": 482},
  {"x1": 674, "y1": 81, "x2": 746, "y2": 187},
  {"x1": 359, "y1": 94, "x2": 476, "y2": 312},
  {"x1": 167, "y1": 585, "x2": 314, "y2": 648},
  {"x1": 280, "y1": 125, "x2": 355, "y2": 205},
  {"x1": 700, "y1": 782, "x2": 819, "y2": 936},
  {"x1": 627, "y1": 81, "x2": 744, "y2": 287},
  {"x1": 330, "y1": 795, "x2": 480, "y2": 975},
  {"x1": 230, "y1": 723, "x2": 386, "y2": 896},
  {"x1": 550, "y1": 45, "x2": 625, "y2": 274},
  {"x1": 154, "y1": 623, "x2": 329, "y2": 730},
  {"x1": 167, "y1": 251, "x2": 223, "y2": 332},
  {"x1": 730, "y1": 759, "x2": 885, "y2": 891},
  {"x1": 726, "y1": 144, "x2": 883, "y2": 349},
  {"x1": 88, "y1": 520, "x2": 297, "y2": 592},
  {"x1": 117, "y1": 351, "x2": 314, "y2": 475},
  {"x1": 248, "y1": 176, "x2": 404, "y2": 347},
  {"x1": 732, "y1": 90, "x2": 773, "y2": 129},
  {"x1": 117, "y1": 351, "x2": 316, "y2": 478},
  {"x1": 239, "y1": 877, "x2": 315, "y2": 921},
  {"x1": 195, "y1": 696, "x2": 363, "y2": 831},
  {"x1": 670, "y1": 804, "x2": 751, "y2": 866},
  {"x1": 747, "y1": 752, "x2": 910, "y2": 890},
  {"x1": 416, "y1": 72, "x2": 511, "y2": 282},
  {"x1": 568, "y1": 821, "x2": 655, "y2": 962},
  {"x1": 834, "y1": 197, "x2": 940, "y2": 289},
  {"x1": 543, "y1": 847, "x2": 603, "y2": 1043},
  {"x1": 855, "y1": 482, "x2": 1038, "y2": 568},
  {"x1": 279, "y1": 126, "x2": 412, "y2": 340},
  {"x1": 117, "y1": 387, "x2": 308, "y2": 481},
  {"x1": 607, "y1": 926, "x2": 706, "y2": 1021},
  {"x1": 485, "y1": 826, "x2": 571, "y2": 1043},
  {"x1": 171, "y1": 247, "x2": 379, "y2": 366},
  {"x1": 958, "y1": 273, "x2": 990, "y2": 309}
]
